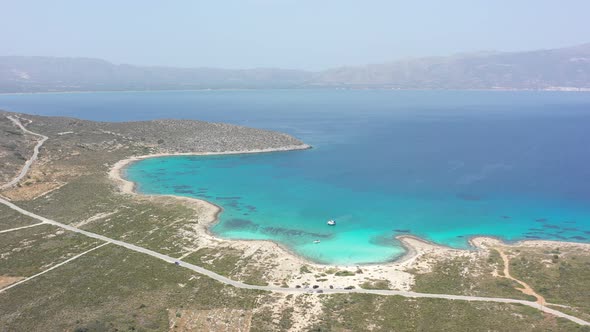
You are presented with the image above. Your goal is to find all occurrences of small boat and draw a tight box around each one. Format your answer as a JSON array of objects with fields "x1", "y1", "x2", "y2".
[
  {"x1": 327, "y1": 219, "x2": 336, "y2": 226},
  {"x1": 313, "y1": 240, "x2": 321, "y2": 244}
]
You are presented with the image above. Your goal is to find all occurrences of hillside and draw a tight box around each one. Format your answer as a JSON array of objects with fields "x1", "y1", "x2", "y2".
[
  {"x1": 1, "y1": 43, "x2": 590, "y2": 92},
  {"x1": 314, "y1": 43, "x2": 590, "y2": 89},
  {"x1": 0, "y1": 57, "x2": 311, "y2": 92}
]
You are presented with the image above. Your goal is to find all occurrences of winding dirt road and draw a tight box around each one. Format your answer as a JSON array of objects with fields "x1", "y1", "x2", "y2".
[
  {"x1": 0, "y1": 115, "x2": 588, "y2": 326},
  {"x1": 496, "y1": 247, "x2": 546, "y2": 305},
  {"x1": 0, "y1": 116, "x2": 48, "y2": 191}
]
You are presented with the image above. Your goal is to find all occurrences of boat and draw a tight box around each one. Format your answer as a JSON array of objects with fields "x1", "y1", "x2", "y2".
[
  {"x1": 313, "y1": 240, "x2": 321, "y2": 244},
  {"x1": 327, "y1": 219, "x2": 336, "y2": 226}
]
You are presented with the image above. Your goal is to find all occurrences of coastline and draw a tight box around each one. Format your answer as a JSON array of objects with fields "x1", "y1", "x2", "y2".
[
  {"x1": 108, "y1": 145, "x2": 340, "y2": 266},
  {"x1": 108, "y1": 145, "x2": 449, "y2": 268},
  {"x1": 109, "y1": 147, "x2": 590, "y2": 269},
  {"x1": 107, "y1": 145, "x2": 590, "y2": 293},
  {"x1": 109, "y1": 144, "x2": 311, "y2": 194}
]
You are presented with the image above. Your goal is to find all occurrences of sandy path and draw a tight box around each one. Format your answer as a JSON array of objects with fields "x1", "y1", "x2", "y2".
[
  {"x1": 496, "y1": 247, "x2": 546, "y2": 305},
  {"x1": 0, "y1": 223, "x2": 44, "y2": 234},
  {"x1": 0, "y1": 116, "x2": 48, "y2": 191},
  {"x1": 0, "y1": 242, "x2": 110, "y2": 293}
]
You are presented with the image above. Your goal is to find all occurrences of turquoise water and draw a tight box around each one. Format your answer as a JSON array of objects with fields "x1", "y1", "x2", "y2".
[{"x1": 1, "y1": 90, "x2": 590, "y2": 264}]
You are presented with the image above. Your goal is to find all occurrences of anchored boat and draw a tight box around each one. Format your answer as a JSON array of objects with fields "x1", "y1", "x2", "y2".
[{"x1": 327, "y1": 219, "x2": 336, "y2": 226}]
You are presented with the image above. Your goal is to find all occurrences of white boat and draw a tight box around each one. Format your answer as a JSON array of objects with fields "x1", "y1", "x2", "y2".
[
  {"x1": 327, "y1": 219, "x2": 336, "y2": 226},
  {"x1": 313, "y1": 240, "x2": 321, "y2": 244}
]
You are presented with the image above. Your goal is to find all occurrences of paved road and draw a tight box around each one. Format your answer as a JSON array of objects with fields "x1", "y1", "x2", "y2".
[
  {"x1": 0, "y1": 116, "x2": 48, "y2": 190},
  {"x1": 1, "y1": 115, "x2": 588, "y2": 326}
]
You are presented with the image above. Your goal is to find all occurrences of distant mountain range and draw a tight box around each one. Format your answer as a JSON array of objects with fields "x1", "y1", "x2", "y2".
[{"x1": 1, "y1": 43, "x2": 590, "y2": 92}]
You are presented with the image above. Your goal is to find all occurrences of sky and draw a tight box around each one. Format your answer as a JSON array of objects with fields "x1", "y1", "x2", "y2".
[{"x1": 1, "y1": 0, "x2": 590, "y2": 70}]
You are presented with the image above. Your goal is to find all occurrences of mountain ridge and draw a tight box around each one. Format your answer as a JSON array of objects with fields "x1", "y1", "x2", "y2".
[{"x1": 2, "y1": 43, "x2": 590, "y2": 92}]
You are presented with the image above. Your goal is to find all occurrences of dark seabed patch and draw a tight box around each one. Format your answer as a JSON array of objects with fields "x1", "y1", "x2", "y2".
[
  {"x1": 225, "y1": 218, "x2": 259, "y2": 230},
  {"x1": 569, "y1": 236, "x2": 587, "y2": 241},
  {"x1": 394, "y1": 229, "x2": 411, "y2": 233},
  {"x1": 369, "y1": 235, "x2": 398, "y2": 247},
  {"x1": 563, "y1": 227, "x2": 579, "y2": 231},
  {"x1": 535, "y1": 218, "x2": 548, "y2": 222},
  {"x1": 261, "y1": 226, "x2": 332, "y2": 239},
  {"x1": 543, "y1": 224, "x2": 561, "y2": 229},
  {"x1": 216, "y1": 196, "x2": 242, "y2": 200},
  {"x1": 525, "y1": 235, "x2": 541, "y2": 239},
  {"x1": 501, "y1": 216, "x2": 511, "y2": 219},
  {"x1": 548, "y1": 234, "x2": 567, "y2": 240},
  {"x1": 223, "y1": 200, "x2": 240, "y2": 208},
  {"x1": 175, "y1": 189, "x2": 197, "y2": 194}
]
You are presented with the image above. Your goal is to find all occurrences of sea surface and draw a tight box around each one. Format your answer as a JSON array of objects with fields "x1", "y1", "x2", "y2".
[{"x1": 1, "y1": 90, "x2": 590, "y2": 264}]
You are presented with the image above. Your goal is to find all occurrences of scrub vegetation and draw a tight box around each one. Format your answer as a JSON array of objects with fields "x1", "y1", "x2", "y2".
[
  {"x1": 0, "y1": 204, "x2": 39, "y2": 231},
  {"x1": 310, "y1": 294, "x2": 587, "y2": 332},
  {"x1": 509, "y1": 246, "x2": 590, "y2": 322},
  {"x1": 412, "y1": 250, "x2": 536, "y2": 301}
]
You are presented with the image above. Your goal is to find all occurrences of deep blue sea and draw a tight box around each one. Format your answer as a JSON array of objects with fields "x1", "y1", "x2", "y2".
[{"x1": 1, "y1": 90, "x2": 590, "y2": 264}]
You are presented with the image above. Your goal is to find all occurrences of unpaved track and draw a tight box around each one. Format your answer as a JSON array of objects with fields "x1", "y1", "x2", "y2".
[
  {"x1": 0, "y1": 242, "x2": 110, "y2": 294},
  {"x1": 0, "y1": 115, "x2": 588, "y2": 326},
  {"x1": 496, "y1": 247, "x2": 546, "y2": 305},
  {"x1": 0, "y1": 116, "x2": 48, "y2": 191},
  {"x1": 0, "y1": 223, "x2": 44, "y2": 234}
]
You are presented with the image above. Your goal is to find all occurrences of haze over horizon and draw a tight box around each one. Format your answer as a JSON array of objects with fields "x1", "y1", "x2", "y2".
[{"x1": 3, "y1": 0, "x2": 590, "y2": 70}]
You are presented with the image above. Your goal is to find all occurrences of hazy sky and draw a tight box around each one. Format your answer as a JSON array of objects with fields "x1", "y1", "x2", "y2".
[{"x1": 2, "y1": 0, "x2": 590, "y2": 70}]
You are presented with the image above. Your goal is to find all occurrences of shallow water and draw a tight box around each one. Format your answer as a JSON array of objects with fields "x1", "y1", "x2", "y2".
[{"x1": 2, "y1": 90, "x2": 590, "y2": 264}]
